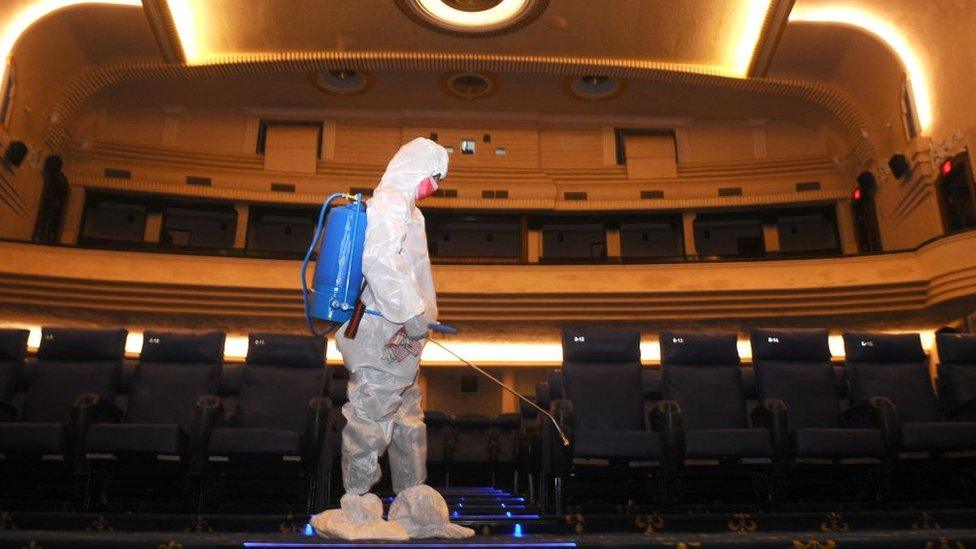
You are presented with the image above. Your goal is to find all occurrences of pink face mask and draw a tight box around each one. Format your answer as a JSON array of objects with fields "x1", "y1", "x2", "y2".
[{"x1": 416, "y1": 176, "x2": 439, "y2": 201}]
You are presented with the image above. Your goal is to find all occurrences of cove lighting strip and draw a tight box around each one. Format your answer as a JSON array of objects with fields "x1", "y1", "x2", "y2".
[
  {"x1": 790, "y1": 4, "x2": 933, "y2": 133},
  {"x1": 1, "y1": 323, "x2": 938, "y2": 365},
  {"x1": 0, "y1": 0, "x2": 141, "y2": 92}
]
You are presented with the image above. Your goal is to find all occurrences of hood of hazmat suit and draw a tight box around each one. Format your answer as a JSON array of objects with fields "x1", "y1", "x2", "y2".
[{"x1": 315, "y1": 137, "x2": 470, "y2": 540}]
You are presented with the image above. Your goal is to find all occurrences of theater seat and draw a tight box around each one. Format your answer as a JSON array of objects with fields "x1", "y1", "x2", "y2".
[
  {"x1": 845, "y1": 332, "x2": 976, "y2": 453},
  {"x1": 751, "y1": 328, "x2": 886, "y2": 460},
  {"x1": 937, "y1": 333, "x2": 976, "y2": 421},
  {"x1": 494, "y1": 412, "x2": 521, "y2": 489},
  {"x1": 0, "y1": 329, "x2": 29, "y2": 408},
  {"x1": 424, "y1": 410, "x2": 451, "y2": 486},
  {"x1": 659, "y1": 332, "x2": 775, "y2": 461},
  {"x1": 0, "y1": 328, "x2": 126, "y2": 459},
  {"x1": 542, "y1": 330, "x2": 663, "y2": 513},
  {"x1": 84, "y1": 330, "x2": 224, "y2": 462},
  {"x1": 201, "y1": 333, "x2": 330, "y2": 512}
]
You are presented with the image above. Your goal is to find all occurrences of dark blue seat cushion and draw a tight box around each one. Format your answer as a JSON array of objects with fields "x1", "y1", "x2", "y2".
[
  {"x1": 85, "y1": 423, "x2": 186, "y2": 454},
  {"x1": 660, "y1": 332, "x2": 740, "y2": 366},
  {"x1": 235, "y1": 363, "x2": 325, "y2": 432},
  {"x1": 125, "y1": 362, "x2": 220, "y2": 430},
  {"x1": 495, "y1": 413, "x2": 521, "y2": 430},
  {"x1": 794, "y1": 428, "x2": 886, "y2": 458},
  {"x1": 663, "y1": 365, "x2": 747, "y2": 430},
  {"x1": 0, "y1": 329, "x2": 29, "y2": 362},
  {"x1": 140, "y1": 331, "x2": 225, "y2": 364},
  {"x1": 901, "y1": 422, "x2": 976, "y2": 451},
  {"x1": 423, "y1": 410, "x2": 450, "y2": 427},
  {"x1": 844, "y1": 332, "x2": 939, "y2": 423},
  {"x1": 564, "y1": 360, "x2": 645, "y2": 432},
  {"x1": 37, "y1": 328, "x2": 127, "y2": 361},
  {"x1": 754, "y1": 360, "x2": 842, "y2": 429},
  {"x1": 573, "y1": 430, "x2": 662, "y2": 459},
  {"x1": 685, "y1": 429, "x2": 772, "y2": 458},
  {"x1": 21, "y1": 361, "x2": 119, "y2": 424},
  {"x1": 0, "y1": 422, "x2": 66, "y2": 452},
  {"x1": 938, "y1": 333, "x2": 976, "y2": 365},
  {"x1": 209, "y1": 427, "x2": 301, "y2": 455},
  {"x1": 562, "y1": 330, "x2": 641, "y2": 362},
  {"x1": 246, "y1": 333, "x2": 325, "y2": 368},
  {"x1": 0, "y1": 330, "x2": 29, "y2": 401}
]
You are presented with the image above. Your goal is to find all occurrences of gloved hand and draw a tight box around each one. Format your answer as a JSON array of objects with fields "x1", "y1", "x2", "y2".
[{"x1": 404, "y1": 314, "x2": 429, "y2": 341}]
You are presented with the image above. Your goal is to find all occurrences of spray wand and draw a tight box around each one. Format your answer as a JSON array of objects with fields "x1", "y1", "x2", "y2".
[{"x1": 428, "y1": 324, "x2": 571, "y2": 448}]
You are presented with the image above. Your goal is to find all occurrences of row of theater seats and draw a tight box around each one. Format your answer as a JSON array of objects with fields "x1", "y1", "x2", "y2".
[
  {"x1": 0, "y1": 327, "x2": 529, "y2": 513},
  {"x1": 534, "y1": 329, "x2": 976, "y2": 513},
  {"x1": 0, "y1": 329, "x2": 334, "y2": 513}
]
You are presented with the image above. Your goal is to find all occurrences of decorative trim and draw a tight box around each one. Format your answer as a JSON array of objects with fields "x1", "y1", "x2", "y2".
[
  {"x1": 141, "y1": 0, "x2": 185, "y2": 64},
  {"x1": 747, "y1": 0, "x2": 796, "y2": 77},
  {"x1": 41, "y1": 52, "x2": 877, "y2": 164}
]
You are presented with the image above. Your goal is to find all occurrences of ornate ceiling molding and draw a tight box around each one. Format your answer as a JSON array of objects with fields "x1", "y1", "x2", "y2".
[{"x1": 42, "y1": 51, "x2": 877, "y2": 164}]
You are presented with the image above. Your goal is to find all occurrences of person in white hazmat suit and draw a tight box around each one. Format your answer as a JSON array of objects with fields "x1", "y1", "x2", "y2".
[{"x1": 311, "y1": 137, "x2": 475, "y2": 541}]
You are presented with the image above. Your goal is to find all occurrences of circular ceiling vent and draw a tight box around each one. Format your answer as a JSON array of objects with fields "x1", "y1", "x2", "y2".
[
  {"x1": 440, "y1": 71, "x2": 498, "y2": 100},
  {"x1": 310, "y1": 69, "x2": 372, "y2": 95},
  {"x1": 565, "y1": 75, "x2": 625, "y2": 101},
  {"x1": 395, "y1": 0, "x2": 548, "y2": 36}
]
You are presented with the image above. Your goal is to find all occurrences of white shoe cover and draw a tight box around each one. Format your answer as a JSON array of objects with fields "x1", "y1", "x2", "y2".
[
  {"x1": 310, "y1": 493, "x2": 409, "y2": 541},
  {"x1": 389, "y1": 485, "x2": 476, "y2": 539}
]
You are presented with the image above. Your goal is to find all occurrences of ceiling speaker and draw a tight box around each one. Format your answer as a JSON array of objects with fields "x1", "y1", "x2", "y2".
[
  {"x1": 888, "y1": 153, "x2": 910, "y2": 179},
  {"x1": 4, "y1": 141, "x2": 27, "y2": 167}
]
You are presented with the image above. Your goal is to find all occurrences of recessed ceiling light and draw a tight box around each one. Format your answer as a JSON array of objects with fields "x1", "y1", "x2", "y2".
[
  {"x1": 309, "y1": 69, "x2": 371, "y2": 95},
  {"x1": 440, "y1": 72, "x2": 498, "y2": 100},
  {"x1": 565, "y1": 75, "x2": 625, "y2": 101}
]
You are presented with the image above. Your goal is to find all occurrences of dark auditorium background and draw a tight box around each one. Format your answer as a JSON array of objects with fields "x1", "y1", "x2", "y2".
[{"x1": 2, "y1": 0, "x2": 976, "y2": 546}]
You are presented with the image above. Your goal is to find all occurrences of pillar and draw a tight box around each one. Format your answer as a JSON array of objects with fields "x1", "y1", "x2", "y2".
[
  {"x1": 233, "y1": 203, "x2": 249, "y2": 249},
  {"x1": 606, "y1": 228, "x2": 621, "y2": 262},
  {"x1": 682, "y1": 212, "x2": 697, "y2": 258},
  {"x1": 762, "y1": 223, "x2": 780, "y2": 254},
  {"x1": 58, "y1": 186, "x2": 85, "y2": 245},
  {"x1": 835, "y1": 200, "x2": 859, "y2": 255},
  {"x1": 526, "y1": 229, "x2": 542, "y2": 264}
]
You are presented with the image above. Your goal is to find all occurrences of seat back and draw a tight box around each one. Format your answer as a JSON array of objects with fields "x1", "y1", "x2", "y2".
[
  {"x1": 751, "y1": 328, "x2": 842, "y2": 430},
  {"x1": 495, "y1": 412, "x2": 521, "y2": 463},
  {"x1": 125, "y1": 331, "x2": 224, "y2": 430},
  {"x1": 423, "y1": 410, "x2": 450, "y2": 464},
  {"x1": 561, "y1": 330, "x2": 644, "y2": 432},
  {"x1": 0, "y1": 329, "x2": 29, "y2": 404},
  {"x1": 238, "y1": 332, "x2": 327, "y2": 432},
  {"x1": 452, "y1": 413, "x2": 493, "y2": 462},
  {"x1": 21, "y1": 328, "x2": 126, "y2": 423},
  {"x1": 661, "y1": 332, "x2": 745, "y2": 430},
  {"x1": 936, "y1": 333, "x2": 976, "y2": 417},
  {"x1": 844, "y1": 332, "x2": 939, "y2": 422}
]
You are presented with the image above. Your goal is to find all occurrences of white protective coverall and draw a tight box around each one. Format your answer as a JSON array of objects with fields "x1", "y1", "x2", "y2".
[{"x1": 311, "y1": 137, "x2": 474, "y2": 540}]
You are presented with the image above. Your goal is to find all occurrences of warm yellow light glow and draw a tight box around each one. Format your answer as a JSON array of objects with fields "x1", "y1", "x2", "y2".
[
  {"x1": 0, "y1": 0, "x2": 141, "y2": 91},
  {"x1": 789, "y1": 5, "x2": 933, "y2": 133},
  {"x1": 0, "y1": 324, "x2": 938, "y2": 365},
  {"x1": 415, "y1": 0, "x2": 529, "y2": 29},
  {"x1": 731, "y1": 0, "x2": 774, "y2": 76},
  {"x1": 165, "y1": 0, "x2": 200, "y2": 63}
]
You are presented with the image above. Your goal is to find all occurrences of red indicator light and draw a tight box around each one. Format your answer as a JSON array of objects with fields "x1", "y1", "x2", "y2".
[
  {"x1": 853, "y1": 186, "x2": 862, "y2": 201},
  {"x1": 941, "y1": 160, "x2": 953, "y2": 176}
]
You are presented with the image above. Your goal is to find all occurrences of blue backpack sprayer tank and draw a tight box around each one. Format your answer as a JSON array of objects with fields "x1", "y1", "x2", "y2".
[{"x1": 299, "y1": 192, "x2": 569, "y2": 447}]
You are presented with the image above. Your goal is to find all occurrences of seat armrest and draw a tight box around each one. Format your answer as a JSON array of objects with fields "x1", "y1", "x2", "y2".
[
  {"x1": 304, "y1": 396, "x2": 333, "y2": 465},
  {"x1": 845, "y1": 396, "x2": 899, "y2": 452},
  {"x1": 190, "y1": 395, "x2": 223, "y2": 474},
  {"x1": 758, "y1": 398, "x2": 789, "y2": 471},
  {"x1": 651, "y1": 399, "x2": 684, "y2": 477},
  {"x1": 0, "y1": 401, "x2": 18, "y2": 421},
  {"x1": 868, "y1": 396, "x2": 899, "y2": 452}
]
